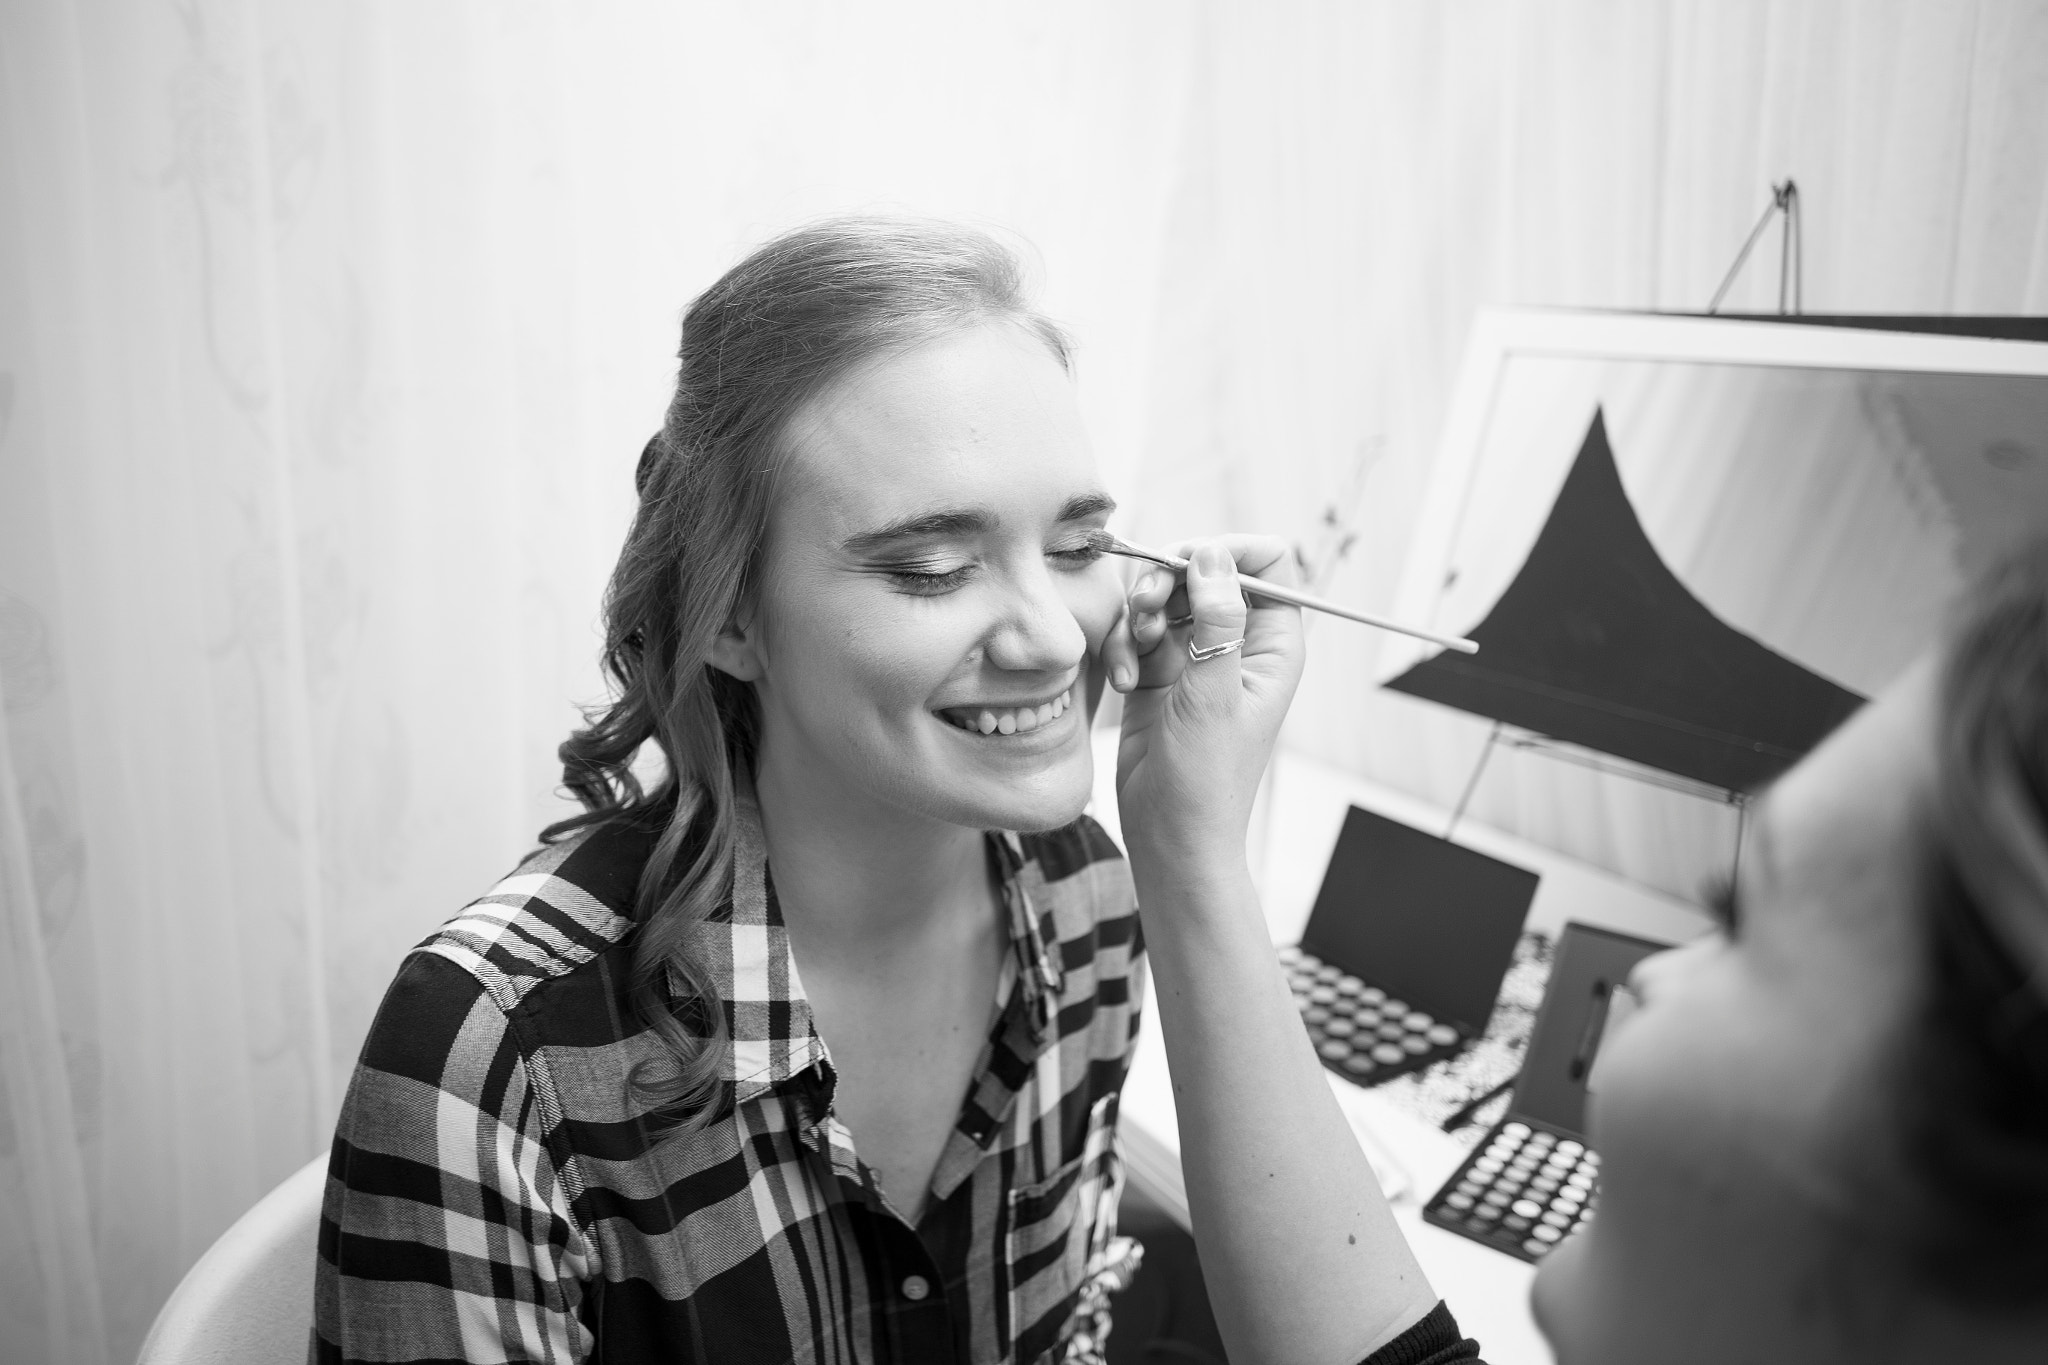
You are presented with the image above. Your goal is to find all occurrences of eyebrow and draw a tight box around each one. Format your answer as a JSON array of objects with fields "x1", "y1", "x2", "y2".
[{"x1": 840, "y1": 492, "x2": 1117, "y2": 556}]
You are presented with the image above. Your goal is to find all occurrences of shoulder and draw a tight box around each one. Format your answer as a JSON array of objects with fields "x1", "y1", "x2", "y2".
[
  {"x1": 352, "y1": 815, "x2": 667, "y2": 1094},
  {"x1": 342, "y1": 817, "x2": 673, "y2": 1147},
  {"x1": 413, "y1": 816, "x2": 661, "y2": 1014}
]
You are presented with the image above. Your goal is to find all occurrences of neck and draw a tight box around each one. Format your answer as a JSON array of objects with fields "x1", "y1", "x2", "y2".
[{"x1": 750, "y1": 738, "x2": 994, "y2": 958}]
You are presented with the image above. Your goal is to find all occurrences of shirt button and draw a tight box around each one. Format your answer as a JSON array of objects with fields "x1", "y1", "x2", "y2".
[{"x1": 901, "y1": 1275, "x2": 931, "y2": 1302}]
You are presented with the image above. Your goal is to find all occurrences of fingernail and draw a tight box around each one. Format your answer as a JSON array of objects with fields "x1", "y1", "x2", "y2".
[
  {"x1": 1111, "y1": 665, "x2": 1132, "y2": 691},
  {"x1": 1193, "y1": 544, "x2": 1232, "y2": 576},
  {"x1": 1138, "y1": 572, "x2": 1162, "y2": 596}
]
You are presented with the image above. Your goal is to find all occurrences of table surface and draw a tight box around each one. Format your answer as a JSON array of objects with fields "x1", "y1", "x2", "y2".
[{"x1": 1096, "y1": 739, "x2": 1714, "y2": 1365}]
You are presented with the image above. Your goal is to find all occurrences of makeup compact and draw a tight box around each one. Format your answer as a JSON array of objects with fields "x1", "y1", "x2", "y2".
[
  {"x1": 1422, "y1": 921, "x2": 1669, "y2": 1262},
  {"x1": 1281, "y1": 806, "x2": 1540, "y2": 1087}
]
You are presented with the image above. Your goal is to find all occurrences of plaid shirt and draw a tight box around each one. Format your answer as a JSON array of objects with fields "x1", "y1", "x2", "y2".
[{"x1": 313, "y1": 789, "x2": 1144, "y2": 1365}]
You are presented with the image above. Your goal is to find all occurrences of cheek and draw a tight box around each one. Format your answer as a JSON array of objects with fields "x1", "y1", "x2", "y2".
[
  {"x1": 1588, "y1": 950, "x2": 1755, "y2": 1174},
  {"x1": 823, "y1": 603, "x2": 979, "y2": 708},
  {"x1": 759, "y1": 584, "x2": 957, "y2": 709},
  {"x1": 1064, "y1": 564, "x2": 1127, "y2": 653},
  {"x1": 1556, "y1": 952, "x2": 1812, "y2": 1327},
  {"x1": 1592, "y1": 935, "x2": 1840, "y2": 1163}
]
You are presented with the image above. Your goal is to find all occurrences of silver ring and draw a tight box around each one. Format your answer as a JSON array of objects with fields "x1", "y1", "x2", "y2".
[{"x1": 1188, "y1": 636, "x2": 1246, "y2": 662}]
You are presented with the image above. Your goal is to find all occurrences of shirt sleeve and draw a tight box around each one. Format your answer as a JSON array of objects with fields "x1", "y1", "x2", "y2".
[
  {"x1": 1357, "y1": 1300, "x2": 1487, "y2": 1365},
  {"x1": 312, "y1": 950, "x2": 597, "y2": 1364}
]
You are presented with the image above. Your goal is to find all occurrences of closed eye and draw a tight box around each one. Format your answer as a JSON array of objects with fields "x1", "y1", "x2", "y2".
[
  {"x1": 884, "y1": 561, "x2": 976, "y2": 595},
  {"x1": 881, "y1": 527, "x2": 1108, "y2": 595},
  {"x1": 1048, "y1": 539, "x2": 1108, "y2": 569}
]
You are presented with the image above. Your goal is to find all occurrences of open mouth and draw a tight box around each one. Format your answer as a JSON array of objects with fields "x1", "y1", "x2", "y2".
[{"x1": 938, "y1": 688, "x2": 1073, "y2": 736}]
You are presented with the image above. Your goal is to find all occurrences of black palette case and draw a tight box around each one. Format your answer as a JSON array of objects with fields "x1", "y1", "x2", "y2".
[
  {"x1": 1282, "y1": 806, "x2": 1540, "y2": 1086},
  {"x1": 1421, "y1": 921, "x2": 1669, "y2": 1262}
]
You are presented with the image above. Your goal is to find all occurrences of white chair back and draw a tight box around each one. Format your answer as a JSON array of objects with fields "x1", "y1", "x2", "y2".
[{"x1": 136, "y1": 1154, "x2": 328, "y2": 1365}]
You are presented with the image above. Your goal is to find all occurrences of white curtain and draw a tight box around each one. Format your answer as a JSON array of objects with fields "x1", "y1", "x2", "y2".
[{"x1": 3, "y1": 2, "x2": 2046, "y2": 1361}]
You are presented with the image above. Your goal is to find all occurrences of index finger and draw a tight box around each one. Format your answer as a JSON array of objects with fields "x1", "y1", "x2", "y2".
[
  {"x1": 1166, "y1": 534, "x2": 1299, "y2": 654},
  {"x1": 1163, "y1": 534, "x2": 1298, "y2": 588}
]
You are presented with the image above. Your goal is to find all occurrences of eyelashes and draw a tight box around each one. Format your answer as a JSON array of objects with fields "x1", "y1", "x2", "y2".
[
  {"x1": 1051, "y1": 540, "x2": 1109, "y2": 568},
  {"x1": 886, "y1": 563, "x2": 975, "y2": 595},
  {"x1": 1700, "y1": 873, "x2": 1742, "y2": 936},
  {"x1": 882, "y1": 539, "x2": 1107, "y2": 596}
]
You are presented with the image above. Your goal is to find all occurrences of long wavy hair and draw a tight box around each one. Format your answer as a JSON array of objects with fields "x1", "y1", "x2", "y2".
[
  {"x1": 542, "y1": 218, "x2": 1073, "y2": 1127},
  {"x1": 1899, "y1": 534, "x2": 2048, "y2": 1309}
]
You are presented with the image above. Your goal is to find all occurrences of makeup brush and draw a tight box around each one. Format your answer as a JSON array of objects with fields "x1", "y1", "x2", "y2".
[{"x1": 1100, "y1": 534, "x2": 1480, "y2": 655}]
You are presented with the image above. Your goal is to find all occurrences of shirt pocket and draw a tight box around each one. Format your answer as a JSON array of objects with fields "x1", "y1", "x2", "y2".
[{"x1": 1006, "y1": 1093, "x2": 1126, "y2": 1364}]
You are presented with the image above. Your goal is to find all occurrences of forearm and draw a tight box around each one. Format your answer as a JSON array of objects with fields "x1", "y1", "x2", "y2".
[{"x1": 1134, "y1": 849, "x2": 1438, "y2": 1365}]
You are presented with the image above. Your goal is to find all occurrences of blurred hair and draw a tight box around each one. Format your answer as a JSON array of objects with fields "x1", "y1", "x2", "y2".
[
  {"x1": 542, "y1": 217, "x2": 1071, "y2": 1127},
  {"x1": 1899, "y1": 534, "x2": 2048, "y2": 1308}
]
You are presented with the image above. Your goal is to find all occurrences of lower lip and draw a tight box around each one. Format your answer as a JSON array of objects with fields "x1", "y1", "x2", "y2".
[{"x1": 937, "y1": 701, "x2": 1079, "y2": 751}]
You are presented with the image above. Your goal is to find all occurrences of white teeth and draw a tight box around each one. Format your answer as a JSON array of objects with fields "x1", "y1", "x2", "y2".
[{"x1": 948, "y1": 688, "x2": 1074, "y2": 734}]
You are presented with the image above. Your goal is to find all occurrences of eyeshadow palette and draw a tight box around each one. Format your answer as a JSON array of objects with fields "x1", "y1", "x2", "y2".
[
  {"x1": 1423, "y1": 921, "x2": 1668, "y2": 1263},
  {"x1": 1425, "y1": 1119, "x2": 1598, "y2": 1260},
  {"x1": 1278, "y1": 945, "x2": 1467, "y2": 1085},
  {"x1": 1289, "y1": 805, "x2": 1541, "y2": 1087}
]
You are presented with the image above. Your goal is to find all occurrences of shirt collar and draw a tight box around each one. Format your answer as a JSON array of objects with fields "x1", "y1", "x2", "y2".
[
  {"x1": 684, "y1": 782, "x2": 1063, "y2": 1109},
  {"x1": 990, "y1": 829, "x2": 1066, "y2": 1034}
]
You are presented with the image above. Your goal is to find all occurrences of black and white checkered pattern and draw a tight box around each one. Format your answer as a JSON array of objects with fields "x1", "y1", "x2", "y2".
[{"x1": 313, "y1": 789, "x2": 1144, "y2": 1364}]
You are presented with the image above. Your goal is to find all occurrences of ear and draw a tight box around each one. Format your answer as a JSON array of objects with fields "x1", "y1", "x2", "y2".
[{"x1": 704, "y1": 609, "x2": 766, "y2": 683}]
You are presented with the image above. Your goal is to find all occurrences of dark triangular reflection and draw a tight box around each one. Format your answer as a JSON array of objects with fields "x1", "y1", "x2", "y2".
[{"x1": 1385, "y1": 408, "x2": 1865, "y2": 793}]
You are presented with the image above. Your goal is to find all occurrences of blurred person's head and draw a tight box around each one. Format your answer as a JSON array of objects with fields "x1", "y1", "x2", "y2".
[
  {"x1": 1533, "y1": 537, "x2": 2048, "y2": 1362},
  {"x1": 547, "y1": 218, "x2": 1121, "y2": 1122}
]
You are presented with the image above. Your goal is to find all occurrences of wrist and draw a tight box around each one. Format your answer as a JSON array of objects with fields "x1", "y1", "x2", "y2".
[
  {"x1": 1117, "y1": 791, "x2": 1255, "y2": 865},
  {"x1": 1126, "y1": 842, "x2": 1258, "y2": 912},
  {"x1": 1123, "y1": 823, "x2": 1249, "y2": 878}
]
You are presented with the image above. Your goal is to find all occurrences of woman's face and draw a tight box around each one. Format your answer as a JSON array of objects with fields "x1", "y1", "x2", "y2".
[
  {"x1": 732, "y1": 321, "x2": 1124, "y2": 836},
  {"x1": 1532, "y1": 658, "x2": 1942, "y2": 1362}
]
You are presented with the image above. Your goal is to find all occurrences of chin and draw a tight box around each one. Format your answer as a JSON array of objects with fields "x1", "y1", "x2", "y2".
[
  {"x1": 938, "y1": 747, "x2": 1095, "y2": 834},
  {"x1": 1004, "y1": 790, "x2": 1093, "y2": 835},
  {"x1": 1528, "y1": 1241, "x2": 1571, "y2": 1358}
]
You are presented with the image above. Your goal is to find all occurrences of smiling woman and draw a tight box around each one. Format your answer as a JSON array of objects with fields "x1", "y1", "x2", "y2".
[
  {"x1": 310, "y1": 218, "x2": 1451, "y2": 1365},
  {"x1": 310, "y1": 219, "x2": 1230, "y2": 1365},
  {"x1": 310, "y1": 221, "x2": 1135, "y2": 1363},
  {"x1": 724, "y1": 320, "x2": 1124, "y2": 842}
]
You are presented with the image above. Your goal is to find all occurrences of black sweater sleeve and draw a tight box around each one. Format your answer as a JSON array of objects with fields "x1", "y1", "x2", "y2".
[{"x1": 1357, "y1": 1301, "x2": 1486, "y2": 1365}]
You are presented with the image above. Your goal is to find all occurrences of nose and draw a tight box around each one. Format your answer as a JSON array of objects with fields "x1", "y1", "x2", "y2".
[
  {"x1": 1623, "y1": 934, "x2": 1716, "y2": 1001},
  {"x1": 983, "y1": 560, "x2": 1089, "y2": 675}
]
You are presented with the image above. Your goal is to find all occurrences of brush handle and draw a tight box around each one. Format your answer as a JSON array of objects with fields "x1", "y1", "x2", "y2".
[{"x1": 1106, "y1": 538, "x2": 1480, "y2": 656}]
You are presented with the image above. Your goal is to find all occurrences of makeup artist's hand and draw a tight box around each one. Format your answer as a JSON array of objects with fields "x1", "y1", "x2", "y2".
[
  {"x1": 1109, "y1": 535, "x2": 1305, "y2": 863},
  {"x1": 1100, "y1": 545, "x2": 1434, "y2": 1365}
]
